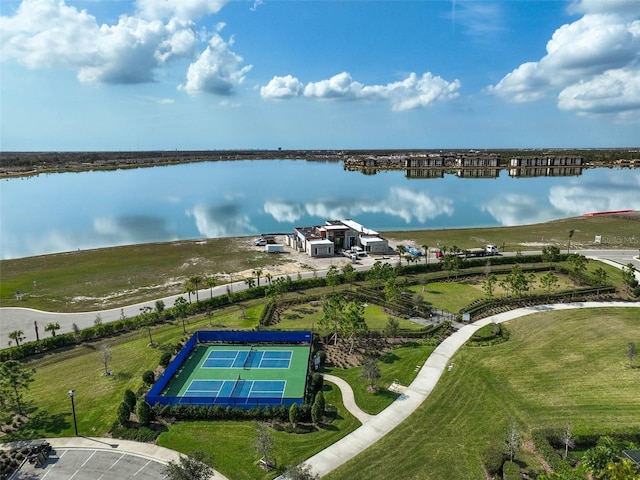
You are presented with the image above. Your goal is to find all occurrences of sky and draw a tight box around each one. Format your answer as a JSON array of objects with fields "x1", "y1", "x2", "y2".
[{"x1": 1, "y1": 0, "x2": 639, "y2": 151}]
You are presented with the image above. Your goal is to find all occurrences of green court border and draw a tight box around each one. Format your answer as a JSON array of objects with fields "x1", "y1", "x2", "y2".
[{"x1": 162, "y1": 344, "x2": 310, "y2": 400}]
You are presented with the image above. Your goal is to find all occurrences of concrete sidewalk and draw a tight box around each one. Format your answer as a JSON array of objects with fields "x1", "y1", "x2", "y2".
[
  {"x1": 323, "y1": 374, "x2": 373, "y2": 425},
  {"x1": 302, "y1": 301, "x2": 640, "y2": 477}
]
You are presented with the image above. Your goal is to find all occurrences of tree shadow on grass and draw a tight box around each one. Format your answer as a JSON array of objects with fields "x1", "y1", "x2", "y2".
[
  {"x1": 373, "y1": 389, "x2": 400, "y2": 402},
  {"x1": 2, "y1": 411, "x2": 70, "y2": 442},
  {"x1": 378, "y1": 352, "x2": 400, "y2": 364},
  {"x1": 114, "y1": 371, "x2": 132, "y2": 381}
]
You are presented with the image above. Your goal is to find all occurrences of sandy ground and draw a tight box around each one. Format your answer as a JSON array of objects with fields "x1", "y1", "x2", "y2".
[{"x1": 232, "y1": 234, "x2": 403, "y2": 281}]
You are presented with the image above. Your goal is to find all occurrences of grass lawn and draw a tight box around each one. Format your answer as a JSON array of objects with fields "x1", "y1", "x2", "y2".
[
  {"x1": 0, "y1": 238, "x2": 290, "y2": 312},
  {"x1": 277, "y1": 303, "x2": 423, "y2": 332},
  {"x1": 6, "y1": 330, "x2": 164, "y2": 440},
  {"x1": 2, "y1": 214, "x2": 637, "y2": 312},
  {"x1": 325, "y1": 307, "x2": 640, "y2": 480},
  {"x1": 325, "y1": 343, "x2": 436, "y2": 415},
  {"x1": 411, "y1": 261, "x2": 625, "y2": 313},
  {"x1": 156, "y1": 381, "x2": 360, "y2": 480},
  {"x1": 384, "y1": 213, "x2": 640, "y2": 253}
]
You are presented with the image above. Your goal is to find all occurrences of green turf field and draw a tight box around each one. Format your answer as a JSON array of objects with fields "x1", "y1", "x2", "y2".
[{"x1": 162, "y1": 344, "x2": 311, "y2": 402}]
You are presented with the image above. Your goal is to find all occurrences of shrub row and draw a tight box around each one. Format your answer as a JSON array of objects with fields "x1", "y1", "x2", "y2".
[
  {"x1": 464, "y1": 286, "x2": 617, "y2": 321},
  {"x1": 109, "y1": 421, "x2": 162, "y2": 442},
  {"x1": 150, "y1": 402, "x2": 311, "y2": 422}
]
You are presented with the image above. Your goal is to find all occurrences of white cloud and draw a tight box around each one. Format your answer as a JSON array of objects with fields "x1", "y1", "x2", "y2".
[
  {"x1": 557, "y1": 67, "x2": 640, "y2": 115},
  {"x1": 260, "y1": 75, "x2": 304, "y2": 99},
  {"x1": 1, "y1": 0, "x2": 198, "y2": 85},
  {"x1": 453, "y1": 1, "x2": 505, "y2": 37},
  {"x1": 261, "y1": 72, "x2": 460, "y2": 111},
  {"x1": 180, "y1": 32, "x2": 253, "y2": 95},
  {"x1": 250, "y1": 0, "x2": 264, "y2": 12},
  {"x1": 136, "y1": 0, "x2": 228, "y2": 21},
  {"x1": 487, "y1": 0, "x2": 640, "y2": 117}
]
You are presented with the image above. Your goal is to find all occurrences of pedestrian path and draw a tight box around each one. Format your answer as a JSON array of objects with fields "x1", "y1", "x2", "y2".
[
  {"x1": 302, "y1": 301, "x2": 640, "y2": 478},
  {"x1": 323, "y1": 374, "x2": 373, "y2": 425}
]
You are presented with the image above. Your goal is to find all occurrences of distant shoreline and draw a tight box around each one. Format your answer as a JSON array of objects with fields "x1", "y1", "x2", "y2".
[{"x1": 1, "y1": 148, "x2": 638, "y2": 178}]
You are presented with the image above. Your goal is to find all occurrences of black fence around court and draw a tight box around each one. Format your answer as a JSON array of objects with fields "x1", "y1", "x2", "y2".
[{"x1": 145, "y1": 330, "x2": 312, "y2": 408}]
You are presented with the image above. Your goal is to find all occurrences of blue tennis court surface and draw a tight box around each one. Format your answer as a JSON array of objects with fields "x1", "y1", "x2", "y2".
[
  {"x1": 183, "y1": 379, "x2": 286, "y2": 402},
  {"x1": 202, "y1": 349, "x2": 292, "y2": 369}
]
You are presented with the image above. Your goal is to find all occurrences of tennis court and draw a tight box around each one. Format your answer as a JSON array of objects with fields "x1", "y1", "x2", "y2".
[
  {"x1": 159, "y1": 343, "x2": 310, "y2": 407},
  {"x1": 202, "y1": 348, "x2": 292, "y2": 369}
]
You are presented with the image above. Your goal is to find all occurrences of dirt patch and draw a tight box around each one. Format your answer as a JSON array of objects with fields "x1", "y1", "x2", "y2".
[{"x1": 321, "y1": 335, "x2": 414, "y2": 369}]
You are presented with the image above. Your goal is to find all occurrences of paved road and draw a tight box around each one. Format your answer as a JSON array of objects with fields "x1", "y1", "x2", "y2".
[
  {"x1": 1, "y1": 250, "x2": 638, "y2": 349},
  {"x1": 0, "y1": 255, "x2": 386, "y2": 348}
]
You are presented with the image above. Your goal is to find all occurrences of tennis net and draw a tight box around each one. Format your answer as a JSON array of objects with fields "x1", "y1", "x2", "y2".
[{"x1": 243, "y1": 345, "x2": 254, "y2": 369}]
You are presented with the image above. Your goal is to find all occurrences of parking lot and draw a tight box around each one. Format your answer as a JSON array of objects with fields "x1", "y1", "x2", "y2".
[{"x1": 15, "y1": 447, "x2": 169, "y2": 480}]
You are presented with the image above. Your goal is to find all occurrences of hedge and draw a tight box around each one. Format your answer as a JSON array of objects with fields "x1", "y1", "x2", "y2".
[{"x1": 150, "y1": 402, "x2": 312, "y2": 422}]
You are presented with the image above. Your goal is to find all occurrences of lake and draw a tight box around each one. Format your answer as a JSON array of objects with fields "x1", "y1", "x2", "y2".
[{"x1": 1, "y1": 160, "x2": 639, "y2": 260}]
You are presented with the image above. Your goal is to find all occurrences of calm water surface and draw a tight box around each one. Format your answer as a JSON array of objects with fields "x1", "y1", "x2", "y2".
[{"x1": 2, "y1": 160, "x2": 639, "y2": 260}]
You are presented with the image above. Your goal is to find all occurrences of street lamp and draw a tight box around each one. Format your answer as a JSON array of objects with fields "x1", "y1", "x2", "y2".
[{"x1": 68, "y1": 389, "x2": 78, "y2": 436}]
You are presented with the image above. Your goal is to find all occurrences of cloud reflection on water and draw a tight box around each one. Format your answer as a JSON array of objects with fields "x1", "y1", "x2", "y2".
[
  {"x1": 264, "y1": 187, "x2": 454, "y2": 225},
  {"x1": 187, "y1": 203, "x2": 257, "y2": 238}
]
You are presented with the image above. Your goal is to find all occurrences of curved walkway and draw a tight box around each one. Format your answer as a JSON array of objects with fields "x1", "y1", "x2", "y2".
[
  {"x1": 323, "y1": 374, "x2": 373, "y2": 425},
  {"x1": 302, "y1": 301, "x2": 640, "y2": 478}
]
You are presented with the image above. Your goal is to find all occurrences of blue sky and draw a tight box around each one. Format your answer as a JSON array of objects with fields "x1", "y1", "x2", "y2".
[{"x1": 1, "y1": 0, "x2": 639, "y2": 151}]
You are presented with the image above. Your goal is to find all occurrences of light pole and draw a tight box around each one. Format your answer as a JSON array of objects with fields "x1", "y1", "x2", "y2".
[{"x1": 68, "y1": 389, "x2": 78, "y2": 436}]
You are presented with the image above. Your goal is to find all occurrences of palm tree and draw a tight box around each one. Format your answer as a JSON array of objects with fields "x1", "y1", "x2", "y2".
[
  {"x1": 205, "y1": 276, "x2": 218, "y2": 299},
  {"x1": 44, "y1": 322, "x2": 61, "y2": 337},
  {"x1": 567, "y1": 229, "x2": 575, "y2": 253},
  {"x1": 184, "y1": 281, "x2": 195, "y2": 303},
  {"x1": 173, "y1": 296, "x2": 189, "y2": 334},
  {"x1": 189, "y1": 275, "x2": 202, "y2": 303},
  {"x1": 395, "y1": 245, "x2": 406, "y2": 266},
  {"x1": 8, "y1": 330, "x2": 25, "y2": 347},
  {"x1": 253, "y1": 269, "x2": 263, "y2": 287},
  {"x1": 422, "y1": 244, "x2": 429, "y2": 264},
  {"x1": 265, "y1": 272, "x2": 273, "y2": 285}
]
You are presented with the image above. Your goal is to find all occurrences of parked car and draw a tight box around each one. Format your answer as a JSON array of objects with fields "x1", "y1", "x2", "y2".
[{"x1": 254, "y1": 238, "x2": 267, "y2": 246}]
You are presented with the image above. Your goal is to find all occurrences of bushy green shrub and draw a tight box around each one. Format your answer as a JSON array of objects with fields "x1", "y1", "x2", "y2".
[
  {"x1": 136, "y1": 401, "x2": 152, "y2": 426},
  {"x1": 502, "y1": 460, "x2": 519, "y2": 480},
  {"x1": 123, "y1": 389, "x2": 137, "y2": 411},
  {"x1": 109, "y1": 421, "x2": 162, "y2": 442},
  {"x1": 159, "y1": 352, "x2": 172, "y2": 367},
  {"x1": 117, "y1": 402, "x2": 131, "y2": 426},
  {"x1": 142, "y1": 370, "x2": 155, "y2": 385},
  {"x1": 480, "y1": 443, "x2": 504, "y2": 476}
]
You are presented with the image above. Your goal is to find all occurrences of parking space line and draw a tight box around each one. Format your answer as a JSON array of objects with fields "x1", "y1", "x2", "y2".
[
  {"x1": 41, "y1": 449, "x2": 67, "y2": 479},
  {"x1": 133, "y1": 459, "x2": 152, "y2": 476},
  {"x1": 80, "y1": 450, "x2": 97, "y2": 467},
  {"x1": 109, "y1": 453, "x2": 126, "y2": 469}
]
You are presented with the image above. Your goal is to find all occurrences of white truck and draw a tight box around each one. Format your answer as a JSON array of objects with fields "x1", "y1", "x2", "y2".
[
  {"x1": 265, "y1": 244, "x2": 284, "y2": 253},
  {"x1": 459, "y1": 244, "x2": 499, "y2": 258}
]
